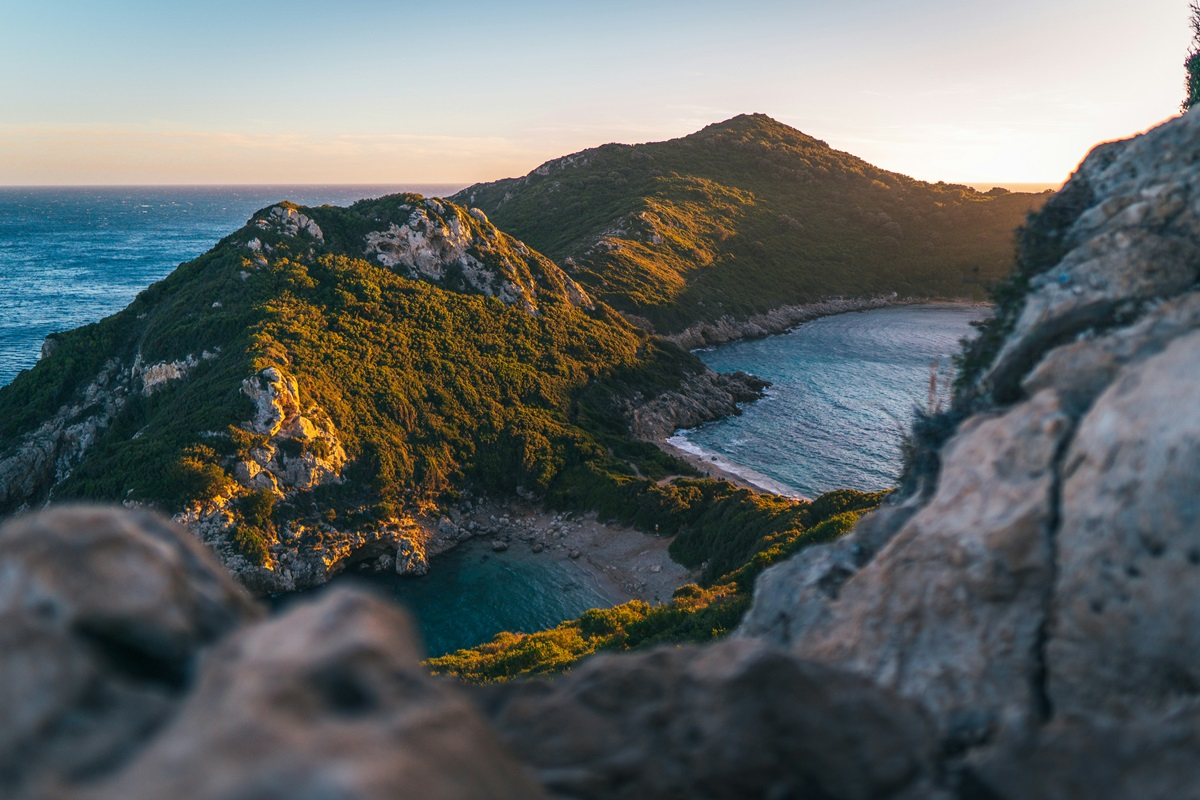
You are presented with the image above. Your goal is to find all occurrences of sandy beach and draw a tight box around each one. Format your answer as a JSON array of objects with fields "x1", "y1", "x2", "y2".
[{"x1": 451, "y1": 498, "x2": 699, "y2": 607}]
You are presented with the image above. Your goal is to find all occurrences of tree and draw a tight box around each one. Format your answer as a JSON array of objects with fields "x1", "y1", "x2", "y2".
[{"x1": 1184, "y1": 2, "x2": 1200, "y2": 111}]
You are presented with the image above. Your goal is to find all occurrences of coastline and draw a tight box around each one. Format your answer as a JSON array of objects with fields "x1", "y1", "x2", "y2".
[
  {"x1": 658, "y1": 434, "x2": 805, "y2": 500},
  {"x1": 663, "y1": 294, "x2": 990, "y2": 351},
  {"x1": 445, "y1": 498, "x2": 698, "y2": 608},
  {"x1": 653, "y1": 297, "x2": 992, "y2": 503}
]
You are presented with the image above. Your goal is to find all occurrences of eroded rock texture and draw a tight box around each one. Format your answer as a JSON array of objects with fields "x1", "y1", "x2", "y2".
[
  {"x1": 739, "y1": 110, "x2": 1200, "y2": 783},
  {"x1": 0, "y1": 507, "x2": 541, "y2": 800}
]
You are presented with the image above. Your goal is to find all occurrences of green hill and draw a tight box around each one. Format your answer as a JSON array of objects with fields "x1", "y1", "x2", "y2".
[
  {"x1": 0, "y1": 195, "x2": 710, "y2": 591},
  {"x1": 454, "y1": 114, "x2": 1047, "y2": 333}
]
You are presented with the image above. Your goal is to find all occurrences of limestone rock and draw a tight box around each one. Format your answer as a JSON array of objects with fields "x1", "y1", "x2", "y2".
[
  {"x1": 980, "y1": 110, "x2": 1200, "y2": 402},
  {"x1": 736, "y1": 501, "x2": 916, "y2": 646},
  {"x1": 474, "y1": 639, "x2": 940, "y2": 800},
  {"x1": 255, "y1": 205, "x2": 324, "y2": 242},
  {"x1": 362, "y1": 200, "x2": 591, "y2": 314},
  {"x1": 0, "y1": 506, "x2": 259, "y2": 798},
  {"x1": 79, "y1": 589, "x2": 543, "y2": 800},
  {"x1": 962, "y1": 710, "x2": 1200, "y2": 800},
  {"x1": 627, "y1": 369, "x2": 769, "y2": 440},
  {"x1": 745, "y1": 391, "x2": 1070, "y2": 734},
  {"x1": 1048, "y1": 329, "x2": 1200, "y2": 720}
]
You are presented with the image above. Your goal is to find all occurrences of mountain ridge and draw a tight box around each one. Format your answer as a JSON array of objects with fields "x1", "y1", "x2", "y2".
[{"x1": 455, "y1": 113, "x2": 1047, "y2": 332}]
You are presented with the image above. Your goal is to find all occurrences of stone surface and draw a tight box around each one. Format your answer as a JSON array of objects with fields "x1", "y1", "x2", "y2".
[
  {"x1": 786, "y1": 392, "x2": 1068, "y2": 732},
  {"x1": 475, "y1": 638, "x2": 940, "y2": 800},
  {"x1": 362, "y1": 199, "x2": 591, "y2": 314},
  {"x1": 738, "y1": 105, "x2": 1200, "y2": 773},
  {"x1": 962, "y1": 710, "x2": 1200, "y2": 800},
  {"x1": 627, "y1": 368, "x2": 769, "y2": 440},
  {"x1": 0, "y1": 506, "x2": 259, "y2": 798},
  {"x1": 80, "y1": 589, "x2": 543, "y2": 800},
  {"x1": 1047, "y1": 328, "x2": 1200, "y2": 720}
]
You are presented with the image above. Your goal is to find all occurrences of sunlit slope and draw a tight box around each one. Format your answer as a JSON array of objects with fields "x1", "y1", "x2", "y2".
[{"x1": 455, "y1": 114, "x2": 1047, "y2": 332}]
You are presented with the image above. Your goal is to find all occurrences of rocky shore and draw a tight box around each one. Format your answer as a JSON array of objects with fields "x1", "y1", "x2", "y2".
[
  {"x1": 663, "y1": 295, "x2": 988, "y2": 350},
  {"x1": 352, "y1": 496, "x2": 697, "y2": 608}
]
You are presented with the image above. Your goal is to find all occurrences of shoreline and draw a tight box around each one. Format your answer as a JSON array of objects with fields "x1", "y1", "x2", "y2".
[
  {"x1": 653, "y1": 298, "x2": 991, "y2": 502},
  {"x1": 663, "y1": 295, "x2": 990, "y2": 351},
  {"x1": 441, "y1": 498, "x2": 698, "y2": 608},
  {"x1": 657, "y1": 435, "x2": 805, "y2": 500}
]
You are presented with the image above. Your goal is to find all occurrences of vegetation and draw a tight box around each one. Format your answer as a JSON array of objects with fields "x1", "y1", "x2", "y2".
[
  {"x1": 455, "y1": 114, "x2": 1048, "y2": 333},
  {"x1": 0, "y1": 195, "x2": 707, "y2": 543},
  {"x1": 0, "y1": 117, "x2": 1042, "y2": 679},
  {"x1": 1186, "y1": 2, "x2": 1200, "y2": 111},
  {"x1": 428, "y1": 487, "x2": 882, "y2": 682}
]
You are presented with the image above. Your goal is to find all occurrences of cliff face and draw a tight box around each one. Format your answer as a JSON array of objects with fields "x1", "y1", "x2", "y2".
[{"x1": 737, "y1": 110, "x2": 1200, "y2": 786}]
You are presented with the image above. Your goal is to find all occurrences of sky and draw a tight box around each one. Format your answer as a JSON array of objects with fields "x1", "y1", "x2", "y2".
[{"x1": 0, "y1": 0, "x2": 1190, "y2": 187}]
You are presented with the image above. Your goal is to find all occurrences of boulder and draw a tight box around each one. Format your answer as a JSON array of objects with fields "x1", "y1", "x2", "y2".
[
  {"x1": 80, "y1": 589, "x2": 542, "y2": 800},
  {"x1": 0, "y1": 506, "x2": 259, "y2": 798},
  {"x1": 474, "y1": 639, "x2": 941, "y2": 800}
]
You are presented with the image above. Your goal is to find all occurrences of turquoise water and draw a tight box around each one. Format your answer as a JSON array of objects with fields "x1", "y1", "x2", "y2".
[
  {"x1": 338, "y1": 539, "x2": 613, "y2": 657},
  {"x1": 674, "y1": 305, "x2": 984, "y2": 498}
]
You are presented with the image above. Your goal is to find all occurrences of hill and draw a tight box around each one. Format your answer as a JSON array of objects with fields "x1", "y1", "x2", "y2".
[
  {"x1": 0, "y1": 194, "x2": 733, "y2": 592},
  {"x1": 454, "y1": 113, "x2": 1047, "y2": 333}
]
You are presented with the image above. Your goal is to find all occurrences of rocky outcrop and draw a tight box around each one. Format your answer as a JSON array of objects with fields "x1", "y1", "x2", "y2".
[
  {"x1": 739, "y1": 109, "x2": 1200, "y2": 760},
  {"x1": 0, "y1": 507, "x2": 541, "y2": 800},
  {"x1": 0, "y1": 506, "x2": 259, "y2": 799},
  {"x1": 362, "y1": 197, "x2": 592, "y2": 314},
  {"x1": 474, "y1": 640, "x2": 942, "y2": 800},
  {"x1": 664, "y1": 295, "x2": 913, "y2": 349},
  {"x1": 627, "y1": 369, "x2": 769, "y2": 440},
  {"x1": 254, "y1": 204, "x2": 324, "y2": 242}
]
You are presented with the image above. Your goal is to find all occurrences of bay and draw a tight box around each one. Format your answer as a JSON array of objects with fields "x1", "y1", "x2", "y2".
[{"x1": 674, "y1": 305, "x2": 985, "y2": 498}]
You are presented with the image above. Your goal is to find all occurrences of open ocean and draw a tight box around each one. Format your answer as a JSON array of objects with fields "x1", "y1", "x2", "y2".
[
  {"x1": 0, "y1": 185, "x2": 463, "y2": 387},
  {"x1": 0, "y1": 185, "x2": 980, "y2": 654}
]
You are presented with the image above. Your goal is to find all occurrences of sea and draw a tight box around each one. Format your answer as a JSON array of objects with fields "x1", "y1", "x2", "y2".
[
  {"x1": 673, "y1": 305, "x2": 984, "y2": 499},
  {"x1": 0, "y1": 186, "x2": 981, "y2": 656}
]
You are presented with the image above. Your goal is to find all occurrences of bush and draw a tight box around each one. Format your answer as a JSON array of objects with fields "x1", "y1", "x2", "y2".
[{"x1": 231, "y1": 527, "x2": 270, "y2": 566}]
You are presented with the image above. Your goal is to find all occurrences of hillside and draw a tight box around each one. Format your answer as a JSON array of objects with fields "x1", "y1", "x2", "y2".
[
  {"x1": 0, "y1": 194, "x2": 728, "y2": 592},
  {"x1": 454, "y1": 113, "x2": 1047, "y2": 333}
]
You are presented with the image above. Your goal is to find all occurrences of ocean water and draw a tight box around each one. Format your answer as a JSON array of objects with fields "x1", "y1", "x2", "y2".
[
  {"x1": 0, "y1": 184, "x2": 462, "y2": 387},
  {"x1": 674, "y1": 305, "x2": 985, "y2": 498}
]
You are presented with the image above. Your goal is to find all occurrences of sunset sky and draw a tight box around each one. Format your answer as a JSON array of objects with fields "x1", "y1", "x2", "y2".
[{"x1": 0, "y1": 0, "x2": 1188, "y2": 187}]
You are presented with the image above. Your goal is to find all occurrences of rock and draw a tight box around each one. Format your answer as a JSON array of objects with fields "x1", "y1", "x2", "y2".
[
  {"x1": 962, "y1": 710, "x2": 1200, "y2": 800},
  {"x1": 389, "y1": 536, "x2": 428, "y2": 576},
  {"x1": 0, "y1": 506, "x2": 259, "y2": 798},
  {"x1": 79, "y1": 589, "x2": 543, "y2": 800},
  {"x1": 568, "y1": 549, "x2": 581, "y2": 559},
  {"x1": 531, "y1": 543, "x2": 544, "y2": 554},
  {"x1": 491, "y1": 540, "x2": 509, "y2": 553},
  {"x1": 627, "y1": 369, "x2": 770, "y2": 440},
  {"x1": 1047, "y1": 329, "x2": 1200, "y2": 720},
  {"x1": 255, "y1": 205, "x2": 324, "y2": 242},
  {"x1": 361, "y1": 201, "x2": 590, "y2": 314},
  {"x1": 737, "y1": 502, "x2": 916, "y2": 646},
  {"x1": 473, "y1": 639, "x2": 940, "y2": 800},
  {"x1": 756, "y1": 392, "x2": 1069, "y2": 733}
]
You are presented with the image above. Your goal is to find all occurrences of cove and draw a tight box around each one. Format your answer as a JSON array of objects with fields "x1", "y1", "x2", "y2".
[{"x1": 673, "y1": 304, "x2": 985, "y2": 498}]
